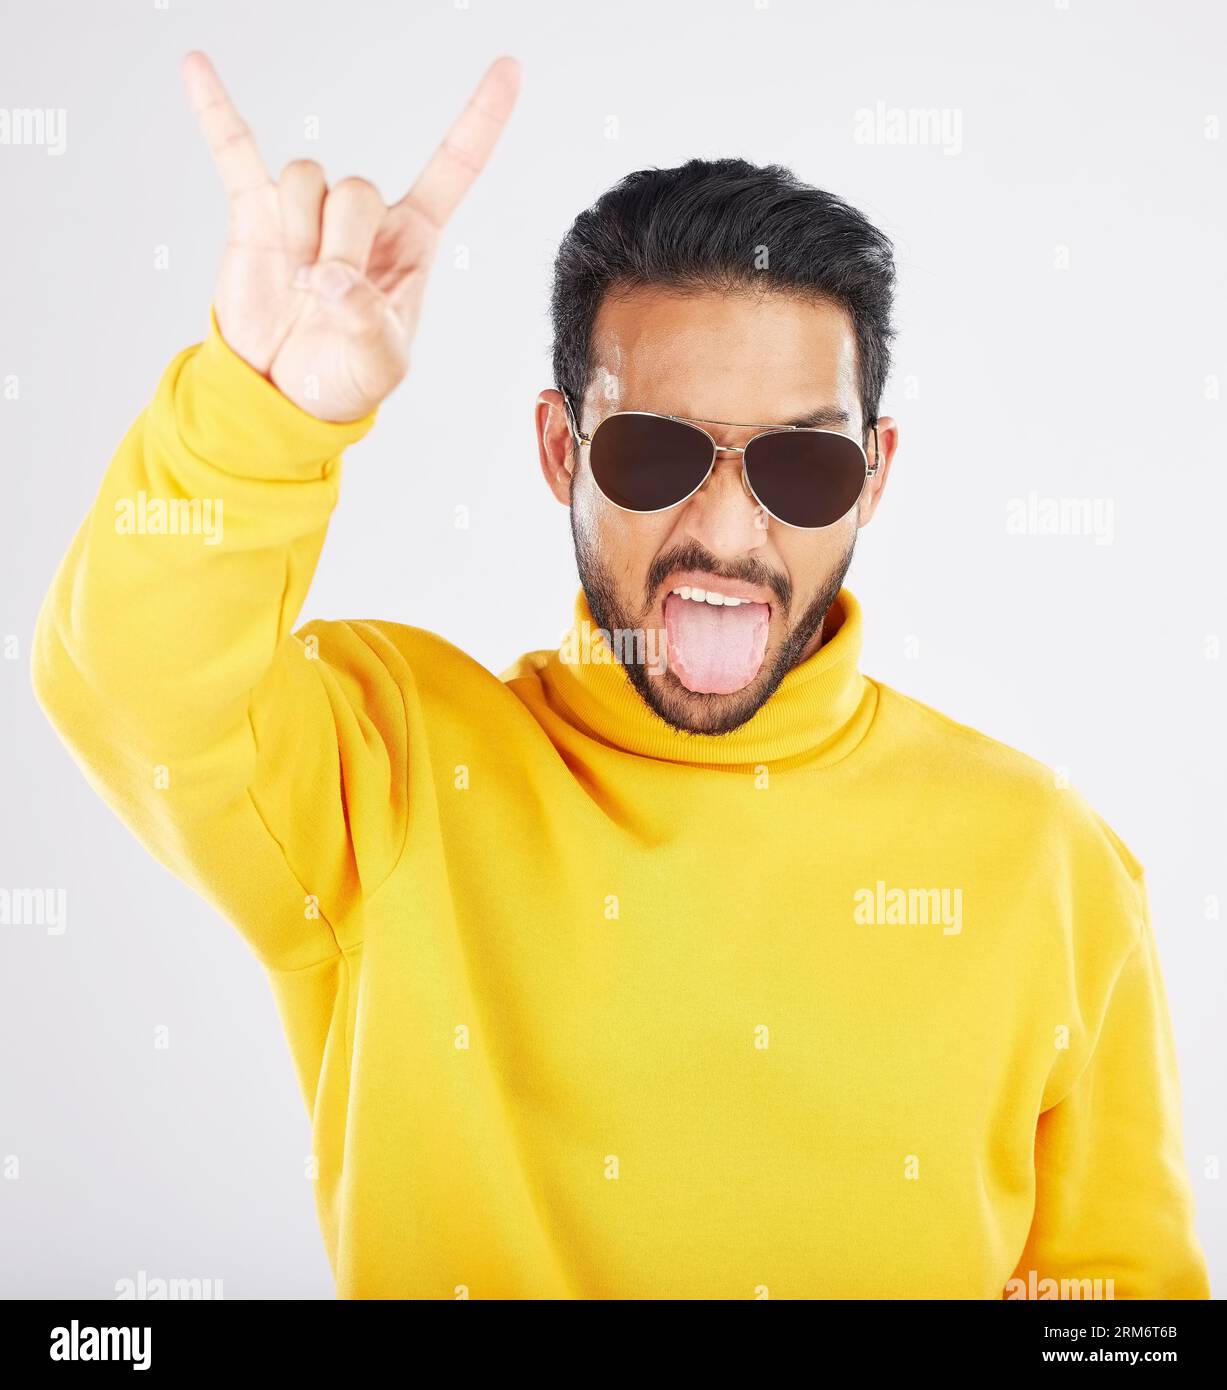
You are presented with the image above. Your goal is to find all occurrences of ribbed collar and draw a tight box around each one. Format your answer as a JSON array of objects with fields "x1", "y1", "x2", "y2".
[{"x1": 540, "y1": 585, "x2": 877, "y2": 769}]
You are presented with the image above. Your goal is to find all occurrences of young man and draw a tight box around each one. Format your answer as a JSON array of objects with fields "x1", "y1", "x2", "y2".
[{"x1": 32, "y1": 52, "x2": 1209, "y2": 1300}]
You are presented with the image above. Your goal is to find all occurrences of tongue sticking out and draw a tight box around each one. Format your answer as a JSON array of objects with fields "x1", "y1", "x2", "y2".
[{"x1": 664, "y1": 592, "x2": 770, "y2": 695}]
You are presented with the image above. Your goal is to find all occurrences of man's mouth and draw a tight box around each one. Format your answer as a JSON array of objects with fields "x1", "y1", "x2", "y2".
[{"x1": 661, "y1": 583, "x2": 772, "y2": 696}]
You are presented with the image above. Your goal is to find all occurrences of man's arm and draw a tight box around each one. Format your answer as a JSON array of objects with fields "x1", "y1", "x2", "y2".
[
  {"x1": 30, "y1": 52, "x2": 521, "y2": 971},
  {"x1": 1006, "y1": 875, "x2": 1210, "y2": 1299},
  {"x1": 31, "y1": 318, "x2": 400, "y2": 969}
]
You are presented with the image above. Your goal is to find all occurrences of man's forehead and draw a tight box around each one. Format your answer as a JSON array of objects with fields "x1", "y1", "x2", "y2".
[
  {"x1": 592, "y1": 283, "x2": 852, "y2": 345},
  {"x1": 587, "y1": 286, "x2": 859, "y2": 422}
]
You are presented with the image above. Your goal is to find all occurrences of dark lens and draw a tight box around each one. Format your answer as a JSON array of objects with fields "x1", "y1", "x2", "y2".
[
  {"x1": 588, "y1": 414, "x2": 713, "y2": 512},
  {"x1": 744, "y1": 430, "x2": 867, "y2": 528}
]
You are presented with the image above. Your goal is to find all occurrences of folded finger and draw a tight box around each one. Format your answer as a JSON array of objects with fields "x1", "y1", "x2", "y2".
[
  {"x1": 279, "y1": 159, "x2": 328, "y2": 267},
  {"x1": 319, "y1": 176, "x2": 386, "y2": 271}
]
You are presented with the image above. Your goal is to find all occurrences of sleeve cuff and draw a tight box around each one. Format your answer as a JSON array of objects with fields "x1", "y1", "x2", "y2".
[{"x1": 162, "y1": 306, "x2": 381, "y2": 482}]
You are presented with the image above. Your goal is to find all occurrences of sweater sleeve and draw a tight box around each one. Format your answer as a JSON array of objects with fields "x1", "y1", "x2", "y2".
[
  {"x1": 30, "y1": 311, "x2": 409, "y2": 972},
  {"x1": 1005, "y1": 876, "x2": 1210, "y2": 1299}
]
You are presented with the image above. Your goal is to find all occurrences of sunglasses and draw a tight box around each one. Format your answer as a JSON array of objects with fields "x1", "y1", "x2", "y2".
[{"x1": 563, "y1": 396, "x2": 880, "y2": 530}]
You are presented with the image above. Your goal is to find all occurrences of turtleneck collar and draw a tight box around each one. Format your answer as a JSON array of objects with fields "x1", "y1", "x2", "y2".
[{"x1": 540, "y1": 585, "x2": 878, "y2": 769}]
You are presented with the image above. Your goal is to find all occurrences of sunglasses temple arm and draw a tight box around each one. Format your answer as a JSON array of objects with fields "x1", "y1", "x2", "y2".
[{"x1": 560, "y1": 391, "x2": 583, "y2": 446}]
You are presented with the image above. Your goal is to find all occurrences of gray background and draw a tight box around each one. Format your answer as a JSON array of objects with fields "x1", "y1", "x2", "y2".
[{"x1": 1, "y1": 0, "x2": 1223, "y2": 1298}]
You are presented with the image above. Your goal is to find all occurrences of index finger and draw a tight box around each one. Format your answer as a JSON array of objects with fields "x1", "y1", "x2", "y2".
[
  {"x1": 396, "y1": 55, "x2": 522, "y2": 229},
  {"x1": 181, "y1": 50, "x2": 271, "y2": 199}
]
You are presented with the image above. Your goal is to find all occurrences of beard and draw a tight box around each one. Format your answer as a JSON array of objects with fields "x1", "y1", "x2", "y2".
[{"x1": 569, "y1": 498, "x2": 857, "y2": 737}]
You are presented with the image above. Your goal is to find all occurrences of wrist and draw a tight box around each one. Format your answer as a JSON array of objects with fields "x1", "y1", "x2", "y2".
[{"x1": 164, "y1": 307, "x2": 380, "y2": 481}]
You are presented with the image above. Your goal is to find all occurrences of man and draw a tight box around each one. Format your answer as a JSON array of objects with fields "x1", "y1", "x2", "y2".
[{"x1": 32, "y1": 51, "x2": 1209, "y2": 1300}]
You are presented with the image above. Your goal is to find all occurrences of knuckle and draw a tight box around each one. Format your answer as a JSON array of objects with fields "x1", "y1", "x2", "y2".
[
  {"x1": 329, "y1": 175, "x2": 383, "y2": 208},
  {"x1": 440, "y1": 135, "x2": 482, "y2": 177},
  {"x1": 213, "y1": 124, "x2": 252, "y2": 154},
  {"x1": 280, "y1": 158, "x2": 326, "y2": 186}
]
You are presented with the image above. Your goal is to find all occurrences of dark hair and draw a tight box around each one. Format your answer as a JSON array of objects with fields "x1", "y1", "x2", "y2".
[{"x1": 550, "y1": 157, "x2": 896, "y2": 441}]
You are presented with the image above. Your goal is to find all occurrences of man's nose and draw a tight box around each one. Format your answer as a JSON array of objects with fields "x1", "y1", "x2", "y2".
[{"x1": 681, "y1": 450, "x2": 766, "y2": 552}]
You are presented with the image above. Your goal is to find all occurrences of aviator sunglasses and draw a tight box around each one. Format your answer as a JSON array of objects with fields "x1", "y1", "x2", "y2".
[{"x1": 562, "y1": 394, "x2": 881, "y2": 530}]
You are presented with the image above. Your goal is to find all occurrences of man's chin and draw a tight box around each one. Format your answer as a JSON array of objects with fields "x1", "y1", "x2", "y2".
[
  {"x1": 624, "y1": 659, "x2": 775, "y2": 737},
  {"x1": 571, "y1": 518, "x2": 856, "y2": 739}
]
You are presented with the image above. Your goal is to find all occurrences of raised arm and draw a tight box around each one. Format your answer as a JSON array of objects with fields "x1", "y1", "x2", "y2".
[{"x1": 30, "y1": 52, "x2": 521, "y2": 971}]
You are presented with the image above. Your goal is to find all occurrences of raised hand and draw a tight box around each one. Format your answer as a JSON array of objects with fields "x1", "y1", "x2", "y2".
[{"x1": 181, "y1": 51, "x2": 522, "y2": 422}]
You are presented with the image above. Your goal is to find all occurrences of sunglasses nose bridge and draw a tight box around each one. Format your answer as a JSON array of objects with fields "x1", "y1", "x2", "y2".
[{"x1": 704, "y1": 442, "x2": 762, "y2": 511}]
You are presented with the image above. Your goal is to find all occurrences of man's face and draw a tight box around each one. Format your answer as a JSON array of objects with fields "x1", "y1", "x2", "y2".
[{"x1": 536, "y1": 287, "x2": 895, "y2": 736}]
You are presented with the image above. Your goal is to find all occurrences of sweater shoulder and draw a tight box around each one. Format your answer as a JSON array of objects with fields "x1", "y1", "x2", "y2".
[
  {"x1": 292, "y1": 615, "x2": 538, "y2": 723},
  {"x1": 869, "y1": 677, "x2": 1146, "y2": 899},
  {"x1": 295, "y1": 615, "x2": 493, "y2": 677}
]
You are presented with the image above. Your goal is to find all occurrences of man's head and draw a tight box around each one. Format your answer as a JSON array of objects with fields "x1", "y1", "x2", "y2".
[{"x1": 536, "y1": 158, "x2": 898, "y2": 736}]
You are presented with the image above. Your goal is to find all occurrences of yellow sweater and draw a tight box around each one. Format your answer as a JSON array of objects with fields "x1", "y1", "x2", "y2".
[{"x1": 32, "y1": 315, "x2": 1210, "y2": 1300}]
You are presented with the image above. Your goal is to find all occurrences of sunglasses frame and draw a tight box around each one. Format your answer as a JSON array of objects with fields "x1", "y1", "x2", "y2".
[{"x1": 560, "y1": 394, "x2": 881, "y2": 531}]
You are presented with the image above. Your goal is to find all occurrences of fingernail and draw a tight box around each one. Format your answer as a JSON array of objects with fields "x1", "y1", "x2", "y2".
[
  {"x1": 292, "y1": 264, "x2": 311, "y2": 289},
  {"x1": 316, "y1": 263, "x2": 356, "y2": 301}
]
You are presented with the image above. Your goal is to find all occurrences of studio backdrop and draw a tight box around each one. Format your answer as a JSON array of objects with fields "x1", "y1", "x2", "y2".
[{"x1": 1, "y1": 0, "x2": 1223, "y2": 1298}]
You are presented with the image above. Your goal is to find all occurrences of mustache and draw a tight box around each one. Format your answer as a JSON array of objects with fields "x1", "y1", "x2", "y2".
[{"x1": 644, "y1": 544, "x2": 791, "y2": 612}]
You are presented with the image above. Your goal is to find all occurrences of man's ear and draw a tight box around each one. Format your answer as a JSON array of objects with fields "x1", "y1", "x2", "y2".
[
  {"x1": 857, "y1": 415, "x2": 898, "y2": 526},
  {"x1": 536, "y1": 389, "x2": 575, "y2": 506}
]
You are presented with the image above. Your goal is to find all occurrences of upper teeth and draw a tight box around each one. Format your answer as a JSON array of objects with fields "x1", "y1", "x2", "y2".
[{"x1": 670, "y1": 586, "x2": 752, "y2": 606}]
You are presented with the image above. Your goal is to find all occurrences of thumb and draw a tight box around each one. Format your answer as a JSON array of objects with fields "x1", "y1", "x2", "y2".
[{"x1": 296, "y1": 259, "x2": 402, "y2": 340}]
